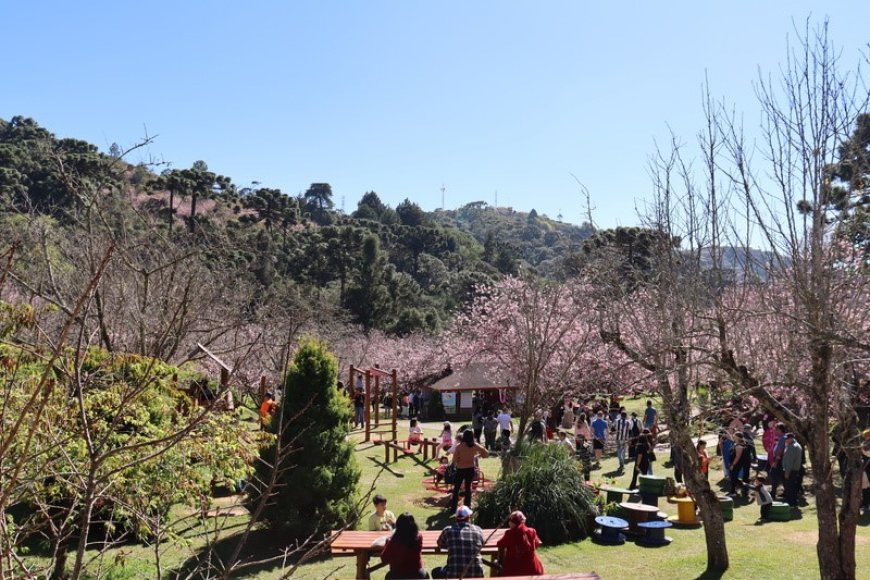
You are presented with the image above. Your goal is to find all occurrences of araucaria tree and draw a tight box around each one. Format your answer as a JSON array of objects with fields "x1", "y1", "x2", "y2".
[{"x1": 250, "y1": 338, "x2": 359, "y2": 541}]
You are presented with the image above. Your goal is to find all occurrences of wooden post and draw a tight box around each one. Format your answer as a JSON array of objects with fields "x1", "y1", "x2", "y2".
[
  {"x1": 374, "y1": 375, "x2": 380, "y2": 428},
  {"x1": 259, "y1": 375, "x2": 267, "y2": 401},
  {"x1": 349, "y1": 365, "x2": 356, "y2": 398},
  {"x1": 391, "y1": 369, "x2": 399, "y2": 441},
  {"x1": 364, "y1": 371, "x2": 372, "y2": 443},
  {"x1": 220, "y1": 368, "x2": 233, "y2": 410}
]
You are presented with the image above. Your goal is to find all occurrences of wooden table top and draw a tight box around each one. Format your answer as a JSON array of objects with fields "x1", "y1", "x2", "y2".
[
  {"x1": 619, "y1": 501, "x2": 659, "y2": 513},
  {"x1": 330, "y1": 528, "x2": 506, "y2": 554}
]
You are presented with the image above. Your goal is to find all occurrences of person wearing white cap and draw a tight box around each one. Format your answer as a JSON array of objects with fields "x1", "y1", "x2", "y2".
[{"x1": 432, "y1": 506, "x2": 484, "y2": 578}]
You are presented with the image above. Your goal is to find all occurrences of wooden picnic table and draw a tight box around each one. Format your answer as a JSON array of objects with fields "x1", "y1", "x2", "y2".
[
  {"x1": 501, "y1": 572, "x2": 601, "y2": 580},
  {"x1": 330, "y1": 528, "x2": 506, "y2": 579}
]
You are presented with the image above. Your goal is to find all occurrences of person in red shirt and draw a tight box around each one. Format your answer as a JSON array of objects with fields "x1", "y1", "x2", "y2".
[
  {"x1": 496, "y1": 511, "x2": 544, "y2": 576},
  {"x1": 380, "y1": 512, "x2": 428, "y2": 579},
  {"x1": 697, "y1": 439, "x2": 710, "y2": 477},
  {"x1": 258, "y1": 392, "x2": 278, "y2": 428}
]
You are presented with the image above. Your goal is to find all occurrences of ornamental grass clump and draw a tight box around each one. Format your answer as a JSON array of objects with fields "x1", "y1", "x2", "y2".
[{"x1": 475, "y1": 443, "x2": 597, "y2": 544}]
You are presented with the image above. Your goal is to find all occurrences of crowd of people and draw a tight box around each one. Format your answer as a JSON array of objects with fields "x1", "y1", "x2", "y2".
[{"x1": 359, "y1": 395, "x2": 870, "y2": 578}]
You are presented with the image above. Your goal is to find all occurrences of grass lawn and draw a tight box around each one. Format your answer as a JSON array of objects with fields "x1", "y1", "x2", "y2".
[
  {"x1": 284, "y1": 416, "x2": 870, "y2": 580},
  {"x1": 89, "y1": 411, "x2": 870, "y2": 579}
]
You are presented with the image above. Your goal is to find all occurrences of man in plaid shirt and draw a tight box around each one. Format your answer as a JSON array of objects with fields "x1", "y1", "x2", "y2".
[{"x1": 432, "y1": 506, "x2": 484, "y2": 578}]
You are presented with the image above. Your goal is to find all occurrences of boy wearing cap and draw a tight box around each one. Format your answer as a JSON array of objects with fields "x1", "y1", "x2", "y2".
[{"x1": 432, "y1": 506, "x2": 484, "y2": 578}]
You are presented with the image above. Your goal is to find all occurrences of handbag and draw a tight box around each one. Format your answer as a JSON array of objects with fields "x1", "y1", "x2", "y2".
[{"x1": 648, "y1": 449, "x2": 657, "y2": 462}]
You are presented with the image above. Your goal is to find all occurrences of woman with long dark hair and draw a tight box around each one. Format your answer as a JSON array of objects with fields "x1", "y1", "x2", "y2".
[
  {"x1": 380, "y1": 512, "x2": 428, "y2": 579},
  {"x1": 629, "y1": 429, "x2": 654, "y2": 488},
  {"x1": 449, "y1": 429, "x2": 489, "y2": 511}
]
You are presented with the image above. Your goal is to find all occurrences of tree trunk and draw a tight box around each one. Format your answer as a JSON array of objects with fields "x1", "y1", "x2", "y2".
[
  {"x1": 188, "y1": 193, "x2": 198, "y2": 232},
  {"x1": 168, "y1": 188, "x2": 174, "y2": 232},
  {"x1": 672, "y1": 422, "x2": 729, "y2": 572},
  {"x1": 810, "y1": 438, "x2": 858, "y2": 580},
  {"x1": 69, "y1": 467, "x2": 98, "y2": 580}
]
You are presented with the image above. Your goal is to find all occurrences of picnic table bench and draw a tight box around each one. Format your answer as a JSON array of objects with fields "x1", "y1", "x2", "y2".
[
  {"x1": 406, "y1": 574, "x2": 600, "y2": 580},
  {"x1": 330, "y1": 528, "x2": 506, "y2": 579},
  {"x1": 375, "y1": 439, "x2": 416, "y2": 464}
]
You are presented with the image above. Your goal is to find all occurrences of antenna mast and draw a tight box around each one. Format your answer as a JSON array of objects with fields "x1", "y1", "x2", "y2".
[{"x1": 441, "y1": 184, "x2": 446, "y2": 209}]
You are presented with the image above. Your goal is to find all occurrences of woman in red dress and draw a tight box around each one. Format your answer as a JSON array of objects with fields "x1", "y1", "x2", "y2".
[
  {"x1": 496, "y1": 511, "x2": 544, "y2": 576},
  {"x1": 380, "y1": 513, "x2": 428, "y2": 579}
]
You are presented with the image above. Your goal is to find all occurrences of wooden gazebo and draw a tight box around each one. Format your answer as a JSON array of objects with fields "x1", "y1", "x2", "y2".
[{"x1": 427, "y1": 363, "x2": 517, "y2": 421}]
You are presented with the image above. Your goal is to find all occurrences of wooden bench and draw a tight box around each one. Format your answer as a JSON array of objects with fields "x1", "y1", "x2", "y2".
[
  {"x1": 496, "y1": 575, "x2": 600, "y2": 579},
  {"x1": 370, "y1": 429, "x2": 398, "y2": 443},
  {"x1": 418, "y1": 437, "x2": 442, "y2": 461},
  {"x1": 375, "y1": 440, "x2": 415, "y2": 464},
  {"x1": 330, "y1": 528, "x2": 505, "y2": 579}
]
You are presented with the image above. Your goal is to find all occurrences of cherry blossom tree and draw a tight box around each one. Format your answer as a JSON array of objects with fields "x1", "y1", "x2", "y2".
[
  {"x1": 449, "y1": 276, "x2": 618, "y2": 436},
  {"x1": 703, "y1": 23, "x2": 870, "y2": 579}
]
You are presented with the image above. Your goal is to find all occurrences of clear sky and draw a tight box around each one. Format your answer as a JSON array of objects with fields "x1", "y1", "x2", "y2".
[{"x1": 2, "y1": 2, "x2": 867, "y2": 228}]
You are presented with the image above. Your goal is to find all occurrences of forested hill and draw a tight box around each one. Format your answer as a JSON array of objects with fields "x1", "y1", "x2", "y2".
[{"x1": 0, "y1": 116, "x2": 595, "y2": 338}]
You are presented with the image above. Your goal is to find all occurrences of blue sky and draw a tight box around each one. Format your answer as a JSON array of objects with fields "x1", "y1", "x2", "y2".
[{"x1": 2, "y1": 2, "x2": 868, "y2": 228}]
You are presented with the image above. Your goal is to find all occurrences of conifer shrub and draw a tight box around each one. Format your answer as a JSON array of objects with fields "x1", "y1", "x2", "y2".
[
  {"x1": 249, "y1": 338, "x2": 360, "y2": 540},
  {"x1": 475, "y1": 443, "x2": 597, "y2": 544}
]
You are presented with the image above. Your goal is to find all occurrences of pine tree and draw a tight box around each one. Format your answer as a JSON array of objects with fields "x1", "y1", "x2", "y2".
[{"x1": 250, "y1": 338, "x2": 359, "y2": 539}]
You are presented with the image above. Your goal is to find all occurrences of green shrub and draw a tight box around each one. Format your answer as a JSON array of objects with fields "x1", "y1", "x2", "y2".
[
  {"x1": 249, "y1": 337, "x2": 360, "y2": 541},
  {"x1": 476, "y1": 443, "x2": 597, "y2": 545}
]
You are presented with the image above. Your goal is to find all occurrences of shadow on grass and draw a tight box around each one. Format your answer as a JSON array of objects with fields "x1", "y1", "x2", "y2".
[
  {"x1": 694, "y1": 569, "x2": 726, "y2": 580},
  {"x1": 421, "y1": 495, "x2": 450, "y2": 509},
  {"x1": 364, "y1": 456, "x2": 406, "y2": 478},
  {"x1": 172, "y1": 527, "x2": 337, "y2": 579},
  {"x1": 425, "y1": 510, "x2": 454, "y2": 531}
]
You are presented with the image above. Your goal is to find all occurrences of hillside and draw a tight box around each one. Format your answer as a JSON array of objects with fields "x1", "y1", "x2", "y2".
[{"x1": 0, "y1": 116, "x2": 594, "y2": 340}]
